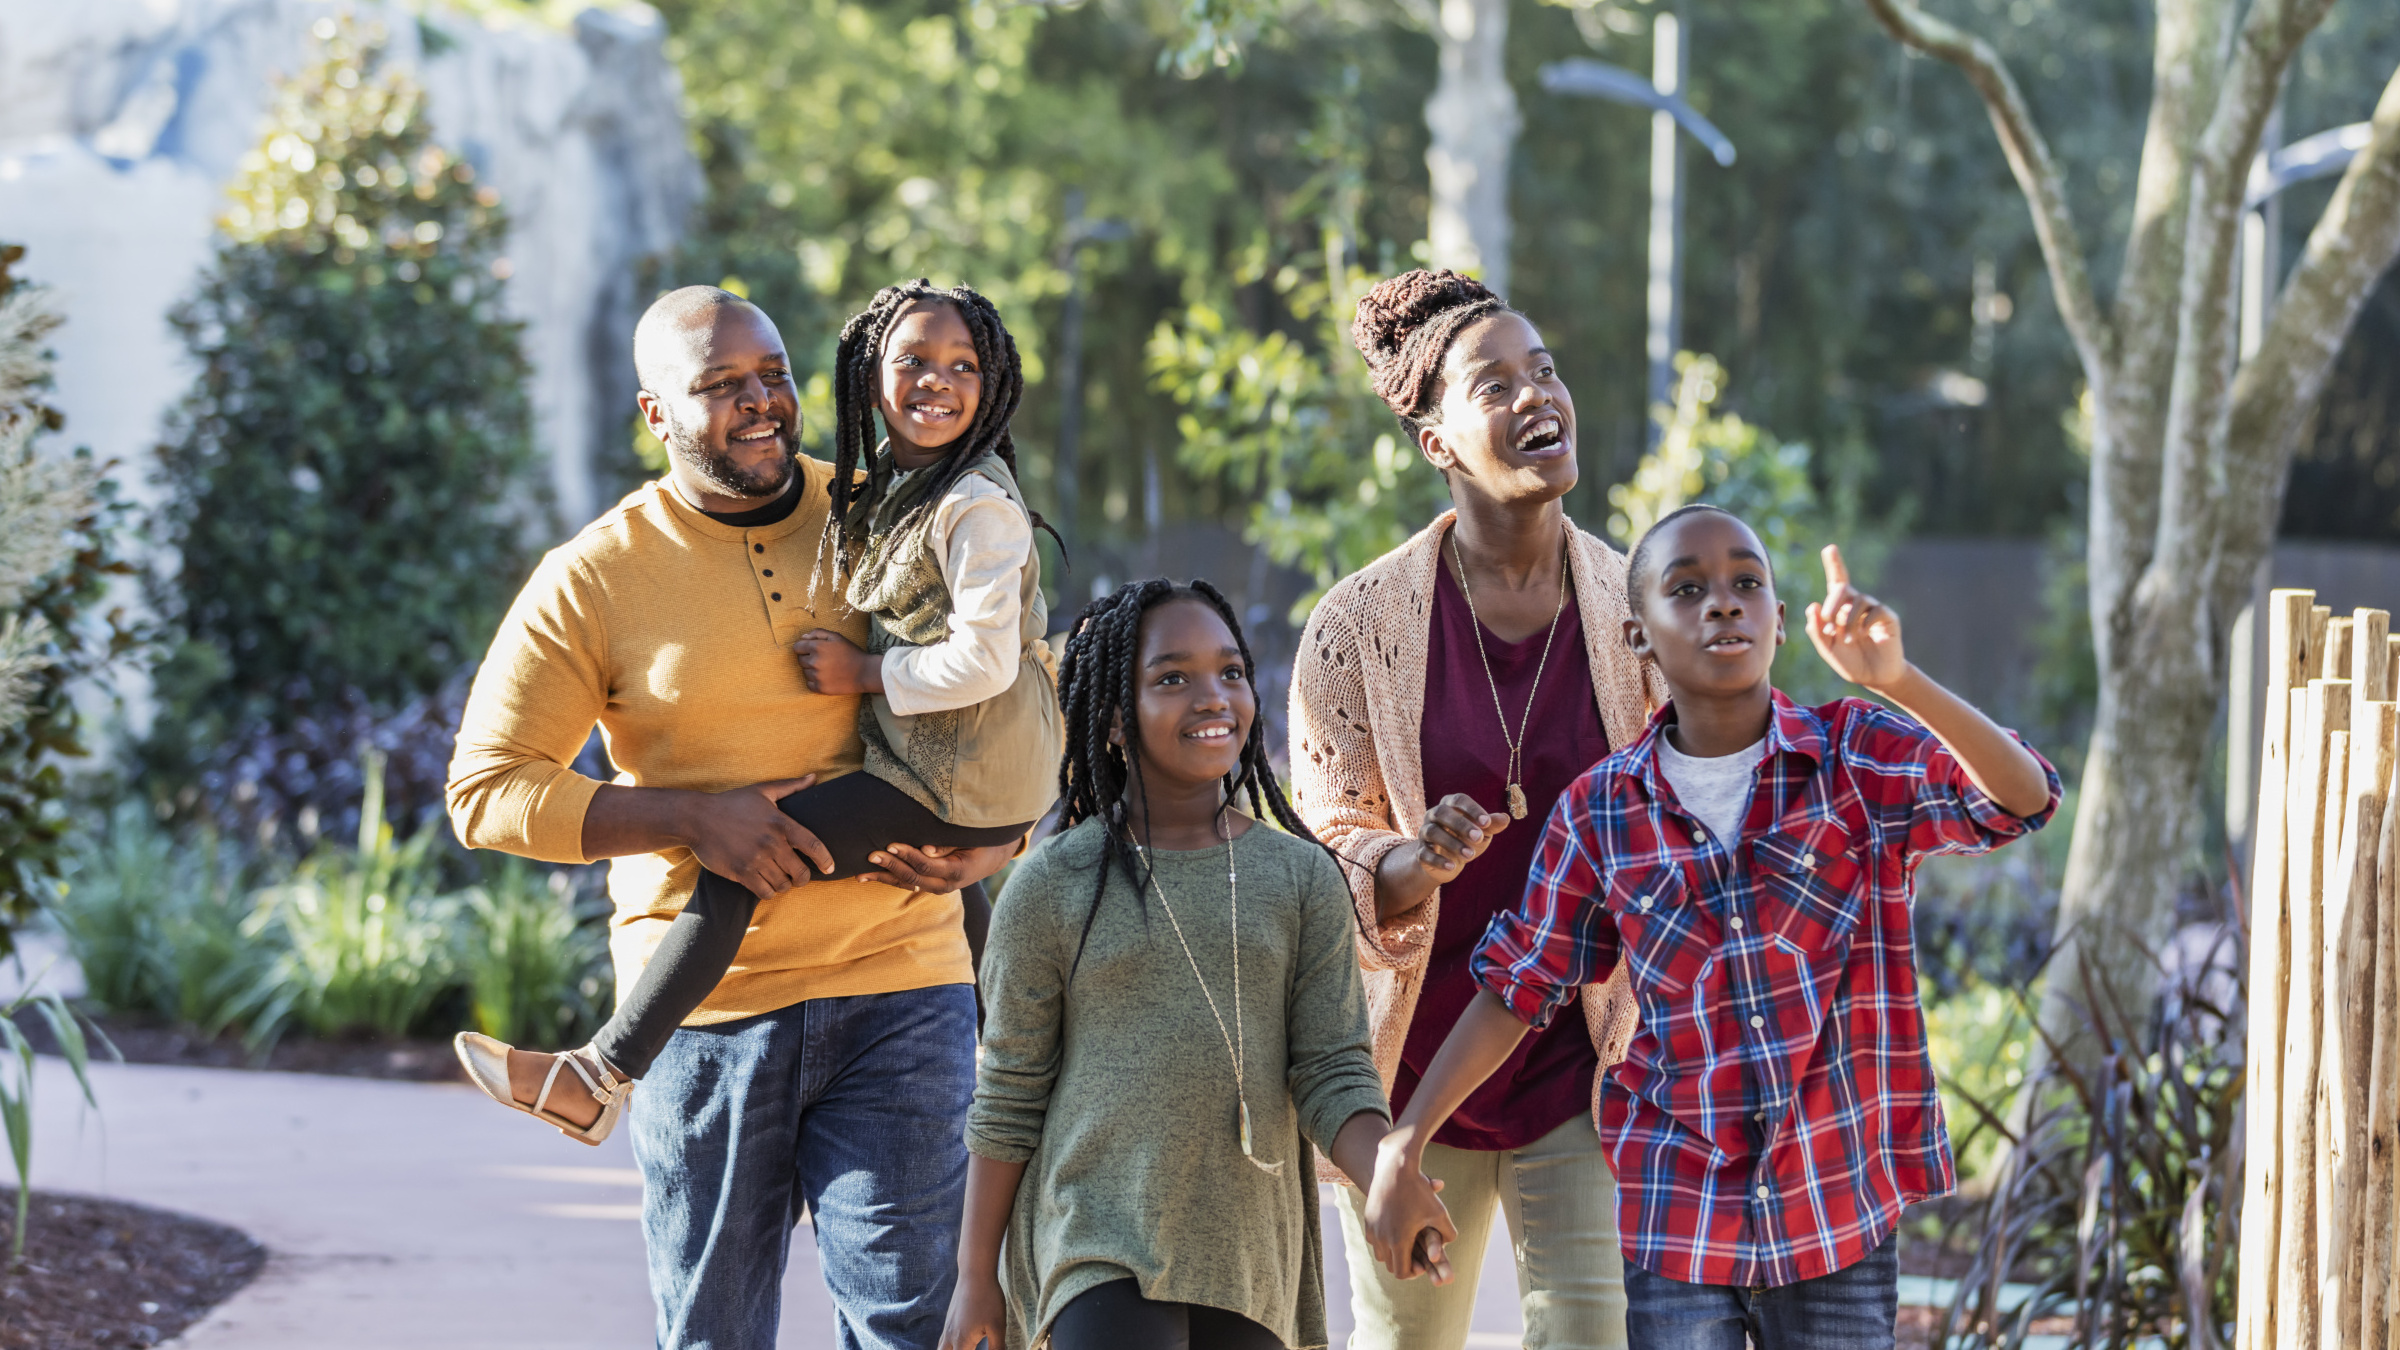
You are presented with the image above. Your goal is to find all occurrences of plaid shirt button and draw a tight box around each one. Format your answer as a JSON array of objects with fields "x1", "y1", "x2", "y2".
[
  {"x1": 1749, "y1": 1015, "x2": 1765, "y2": 1028},
  {"x1": 1755, "y1": 1186, "x2": 1770, "y2": 1199},
  {"x1": 1729, "y1": 917, "x2": 1743, "y2": 929}
]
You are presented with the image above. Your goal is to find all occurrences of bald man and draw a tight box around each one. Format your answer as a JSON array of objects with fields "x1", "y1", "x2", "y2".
[{"x1": 447, "y1": 287, "x2": 1009, "y2": 1350}]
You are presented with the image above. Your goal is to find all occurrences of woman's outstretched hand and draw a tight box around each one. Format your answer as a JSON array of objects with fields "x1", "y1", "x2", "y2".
[
  {"x1": 1371, "y1": 793, "x2": 1507, "y2": 921},
  {"x1": 1803, "y1": 545, "x2": 1906, "y2": 693}
]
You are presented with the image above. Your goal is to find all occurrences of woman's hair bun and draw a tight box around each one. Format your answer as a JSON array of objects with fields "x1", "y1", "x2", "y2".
[{"x1": 1348, "y1": 269, "x2": 1508, "y2": 420}]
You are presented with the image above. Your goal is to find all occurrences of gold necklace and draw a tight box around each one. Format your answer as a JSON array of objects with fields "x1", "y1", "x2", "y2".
[
  {"x1": 1448, "y1": 530, "x2": 1571, "y2": 820},
  {"x1": 1132, "y1": 810, "x2": 1283, "y2": 1176}
]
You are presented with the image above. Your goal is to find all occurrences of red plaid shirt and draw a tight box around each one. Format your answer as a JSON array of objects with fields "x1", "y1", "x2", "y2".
[{"x1": 1473, "y1": 692, "x2": 2058, "y2": 1287}]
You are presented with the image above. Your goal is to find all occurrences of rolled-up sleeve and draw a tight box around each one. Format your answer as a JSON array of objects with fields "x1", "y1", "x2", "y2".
[
  {"x1": 444, "y1": 549, "x2": 611, "y2": 864},
  {"x1": 1844, "y1": 703, "x2": 2062, "y2": 863},
  {"x1": 1284, "y1": 851, "x2": 1391, "y2": 1157},
  {"x1": 1472, "y1": 779, "x2": 1619, "y2": 1031},
  {"x1": 965, "y1": 849, "x2": 1066, "y2": 1163},
  {"x1": 879, "y1": 480, "x2": 1029, "y2": 717}
]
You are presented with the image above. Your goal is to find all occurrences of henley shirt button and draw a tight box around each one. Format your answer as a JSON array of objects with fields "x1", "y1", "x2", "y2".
[
  {"x1": 762, "y1": 569, "x2": 774, "y2": 577},
  {"x1": 771, "y1": 592, "x2": 782, "y2": 602},
  {"x1": 1749, "y1": 1015, "x2": 1766, "y2": 1028},
  {"x1": 753, "y1": 543, "x2": 764, "y2": 553}
]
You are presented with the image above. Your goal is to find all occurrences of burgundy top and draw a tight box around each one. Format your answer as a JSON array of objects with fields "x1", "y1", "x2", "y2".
[{"x1": 1391, "y1": 549, "x2": 1610, "y2": 1151}]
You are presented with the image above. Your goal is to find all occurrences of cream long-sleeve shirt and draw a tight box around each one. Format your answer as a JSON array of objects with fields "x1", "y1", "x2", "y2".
[{"x1": 877, "y1": 474, "x2": 1034, "y2": 716}]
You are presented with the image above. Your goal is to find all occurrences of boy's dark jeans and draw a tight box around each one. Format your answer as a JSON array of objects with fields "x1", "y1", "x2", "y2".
[{"x1": 1623, "y1": 1231, "x2": 1898, "y2": 1350}]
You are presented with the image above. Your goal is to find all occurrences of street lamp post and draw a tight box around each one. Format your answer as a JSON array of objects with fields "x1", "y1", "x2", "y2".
[{"x1": 1540, "y1": 6, "x2": 1736, "y2": 447}]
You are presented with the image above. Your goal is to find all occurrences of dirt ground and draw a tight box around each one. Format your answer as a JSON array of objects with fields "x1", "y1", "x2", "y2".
[{"x1": 0, "y1": 1189, "x2": 264, "y2": 1349}]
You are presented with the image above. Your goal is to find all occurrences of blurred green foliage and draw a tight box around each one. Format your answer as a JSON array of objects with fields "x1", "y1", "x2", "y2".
[
  {"x1": 0, "y1": 246, "x2": 141, "y2": 962},
  {"x1": 54, "y1": 758, "x2": 614, "y2": 1052},
  {"x1": 151, "y1": 17, "x2": 538, "y2": 767}
]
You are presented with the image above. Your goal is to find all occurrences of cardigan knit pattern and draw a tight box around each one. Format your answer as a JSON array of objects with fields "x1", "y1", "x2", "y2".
[{"x1": 1287, "y1": 510, "x2": 1664, "y2": 1179}]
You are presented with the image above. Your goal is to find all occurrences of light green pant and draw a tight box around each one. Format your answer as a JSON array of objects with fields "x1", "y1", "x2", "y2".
[{"x1": 1335, "y1": 1114, "x2": 1627, "y2": 1350}]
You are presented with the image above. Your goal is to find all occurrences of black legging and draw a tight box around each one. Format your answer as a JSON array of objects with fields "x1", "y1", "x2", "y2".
[
  {"x1": 1046, "y1": 1279, "x2": 1285, "y2": 1350},
  {"x1": 590, "y1": 771, "x2": 1027, "y2": 1078}
]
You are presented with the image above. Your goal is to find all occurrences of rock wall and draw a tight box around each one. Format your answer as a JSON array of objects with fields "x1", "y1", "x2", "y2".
[{"x1": 0, "y1": 0, "x2": 699, "y2": 531}]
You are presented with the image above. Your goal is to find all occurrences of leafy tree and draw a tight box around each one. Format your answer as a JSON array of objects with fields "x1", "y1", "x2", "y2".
[
  {"x1": 153, "y1": 17, "x2": 537, "y2": 769},
  {"x1": 0, "y1": 245, "x2": 137, "y2": 958}
]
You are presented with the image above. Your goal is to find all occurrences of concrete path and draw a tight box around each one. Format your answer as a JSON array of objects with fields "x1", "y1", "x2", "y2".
[{"x1": 28, "y1": 1057, "x2": 1529, "y2": 1348}]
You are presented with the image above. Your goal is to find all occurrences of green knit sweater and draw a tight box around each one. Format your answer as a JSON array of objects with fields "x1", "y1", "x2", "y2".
[{"x1": 968, "y1": 816, "x2": 1387, "y2": 1349}]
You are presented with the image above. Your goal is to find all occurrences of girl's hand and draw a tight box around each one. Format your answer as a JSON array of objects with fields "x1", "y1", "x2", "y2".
[
  {"x1": 1804, "y1": 545, "x2": 1907, "y2": 692},
  {"x1": 794, "y1": 629, "x2": 884, "y2": 695},
  {"x1": 1363, "y1": 1135, "x2": 1458, "y2": 1283},
  {"x1": 938, "y1": 1268, "x2": 1008, "y2": 1350},
  {"x1": 1412, "y1": 794, "x2": 1507, "y2": 882}
]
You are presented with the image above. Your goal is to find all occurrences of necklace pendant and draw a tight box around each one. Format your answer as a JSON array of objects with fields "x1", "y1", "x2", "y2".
[
  {"x1": 1507, "y1": 783, "x2": 1528, "y2": 819},
  {"x1": 1239, "y1": 1100, "x2": 1254, "y2": 1158}
]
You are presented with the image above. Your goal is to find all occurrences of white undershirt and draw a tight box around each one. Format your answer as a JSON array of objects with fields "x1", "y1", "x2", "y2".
[{"x1": 1655, "y1": 733, "x2": 1769, "y2": 845}]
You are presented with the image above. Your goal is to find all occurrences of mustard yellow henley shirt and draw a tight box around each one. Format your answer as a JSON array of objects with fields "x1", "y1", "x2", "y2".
[{"x1": 445, "y1": 459, "x2": 973, "y2": 1023}]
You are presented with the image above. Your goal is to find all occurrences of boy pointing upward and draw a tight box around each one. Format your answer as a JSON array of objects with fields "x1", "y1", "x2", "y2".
[{"x1": 1363, "y1": 505, "x2": 2058, "y2": 1349}]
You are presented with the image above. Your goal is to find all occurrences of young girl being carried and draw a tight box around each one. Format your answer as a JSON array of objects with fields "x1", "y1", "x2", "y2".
[
  {"x1": 458, "y1": 281, "x2": 1063, "y2": 1142},
  {"x1": 941, "y1": 580, "x2": 1403, "y2": 1350}
]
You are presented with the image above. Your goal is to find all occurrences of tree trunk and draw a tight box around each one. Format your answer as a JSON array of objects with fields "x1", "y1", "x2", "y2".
[
  {"x1": 1422, "y1": 0, "x2": 1518, "y2": 295},
  {"x1": 1860, "y1": 0, "x2": 2400, "y2": 1066}
]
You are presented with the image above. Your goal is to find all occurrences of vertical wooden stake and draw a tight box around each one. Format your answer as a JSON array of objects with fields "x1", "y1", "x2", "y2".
[
  {"x1": 2320, "y1": 696, "x2": 2393, "y2": 1348},
  {"x1": 2387, "y1": 635, "x2": 2400, "y2": 702},
  {"x1": 2279, "y1": 679, "x2": 2347, "y2": 1350},
  {"x1": 2328, "y1": 618, "x2": 2357, "y2": 683},
  {"x1": 2242, "y1": 589, "x2": 2316, "y2": 1350},
  {"x1": 2314, "y1": 607, "x2": 2334, "y2": 675},
  {"x1": 2357, "y1": 612, "x2": 2393, "y2": 703},
  {"x1": 2362, "y1": 740, "x2": 2400, "y2": 1350}
]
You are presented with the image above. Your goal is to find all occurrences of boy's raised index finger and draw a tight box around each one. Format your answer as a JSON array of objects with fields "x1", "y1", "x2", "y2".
[{"x1": 1821, "y1": 544, "x2": 1850, "y2": 589}]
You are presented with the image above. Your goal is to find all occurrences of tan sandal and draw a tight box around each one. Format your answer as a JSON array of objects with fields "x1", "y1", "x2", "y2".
[{"x1": 453, "y1": 1033, "x2": 633, "y2": 1146}]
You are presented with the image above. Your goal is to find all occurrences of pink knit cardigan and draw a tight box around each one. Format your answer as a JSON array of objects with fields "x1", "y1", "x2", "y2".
[{"x1": 1288, "y1": 510, "x2": 1662, "y2": 1175}]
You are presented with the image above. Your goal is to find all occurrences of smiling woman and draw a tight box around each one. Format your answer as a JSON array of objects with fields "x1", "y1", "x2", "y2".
[{"x1": 1284, "y1": 268, "x2": 1663, "y2": 1350}]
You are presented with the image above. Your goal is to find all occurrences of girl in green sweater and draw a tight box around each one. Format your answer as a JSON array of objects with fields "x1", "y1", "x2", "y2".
[{"x1": 940, "y1": 580, "x2": 1402, "y2": 1350}]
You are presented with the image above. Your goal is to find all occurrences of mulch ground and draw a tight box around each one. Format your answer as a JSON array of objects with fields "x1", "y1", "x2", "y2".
[
  {"x1": 14, "y1": 1012, "x2": 467, "y2": 1084},
  {"x1": 0, "y1": 1189, "x2": 264, "y2": 1349}
]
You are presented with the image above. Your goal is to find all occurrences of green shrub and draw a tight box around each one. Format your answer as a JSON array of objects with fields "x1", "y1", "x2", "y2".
[
  {"x1": 0, "y1": 977, "x2": 111, "y2": 1262},
  {"x1": 150, "y1": 16, "x2": 537, "y2": 771},
  {"x1": 460, "y1": 860, "x2": 612, "y2": 1050},
  {"x1": 52, "y1": 804, "x2": 265, "y2": 1036},
  {"x1": 235, "y1": 755, "x2": 458, "y2": 1044}
]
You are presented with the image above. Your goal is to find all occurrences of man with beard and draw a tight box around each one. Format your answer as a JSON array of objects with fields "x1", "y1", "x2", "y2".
[{"x1": 447, "y1": 286, "x2": 1011, "y2": 1350}]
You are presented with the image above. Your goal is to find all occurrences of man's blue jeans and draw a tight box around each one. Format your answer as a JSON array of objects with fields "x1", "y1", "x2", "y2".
[
  {"x1": 629, "y1": 984, "x2": 977, "y2": 1350},
  {"x1": 1622, "y1": 1232, "x2": 1898, "y2": 1350}
]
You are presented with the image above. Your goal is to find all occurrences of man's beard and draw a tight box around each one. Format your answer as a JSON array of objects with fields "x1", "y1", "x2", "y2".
[{"x1": 664, "y1": 410, "x2": 798, "y2": 500}]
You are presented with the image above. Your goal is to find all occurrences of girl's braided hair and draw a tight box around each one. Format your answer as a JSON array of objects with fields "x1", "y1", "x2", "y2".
[
  {"x1": 1053, "y1": 578, "x2": 1359, "y2": 973},
  {"x1": 818, "y1": 278, "x2": 1059, "y2": 577},
  {"x1": 1349, "y1": 268, "x2": 1513, "y2": 439}
]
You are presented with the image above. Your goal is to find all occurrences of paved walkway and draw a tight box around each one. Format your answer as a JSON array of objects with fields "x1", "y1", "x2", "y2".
[{"x1": 28, "y1": 1057, "x2": 1528, "y2": 1348}]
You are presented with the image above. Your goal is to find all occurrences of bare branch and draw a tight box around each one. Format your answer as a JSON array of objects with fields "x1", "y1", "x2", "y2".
[
  {"x1": 2151, "y1": 0, "x2": 2341, "y2": 591},
  {"x1": 1858, "y1": 0, "x2": 2114, "y2": 385},
  {"x1": 2223, "y1": 61, "x2": 2400, "y2": 586}
]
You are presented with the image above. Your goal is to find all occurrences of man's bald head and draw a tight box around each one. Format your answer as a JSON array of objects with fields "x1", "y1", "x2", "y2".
[
  {"x1": 632, "y1": 285, "x2": 801, "y2": 506},
  {"x1": 634, "y1": 286, "x2": 768, "y2": 394}
]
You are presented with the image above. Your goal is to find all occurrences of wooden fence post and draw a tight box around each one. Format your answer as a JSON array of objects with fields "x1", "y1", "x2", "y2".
[
  {"x1": 2320, "y1": 690, "x2": 2393, "y2": 1347},
  {"x1": 2278, "y1": 679, "x2": 2349, "y2": 1350},
  {"x1": 2362, "y1": 739, "x2": 2400, "y2": 1350},
  {"x1": 2241, "y1": 589, "x2": 2317, "y2": 1350}
]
